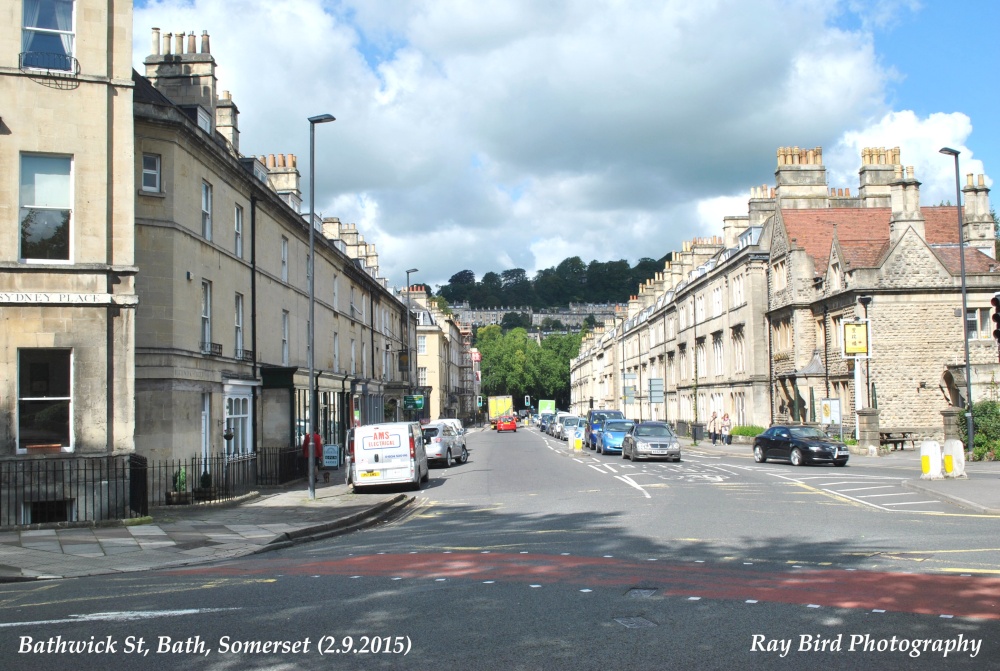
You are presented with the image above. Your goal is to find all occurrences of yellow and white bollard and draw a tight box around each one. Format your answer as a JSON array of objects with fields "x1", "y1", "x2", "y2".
[
  {"x1": 574, "y1": 435, "x2": 583, "y2": 451},
  {"x1": 942, "y1": 439, "x2": 968, "y2": 479},
  {"x1": 919, "y1": 440, "x2": 943, "y2": 480}
]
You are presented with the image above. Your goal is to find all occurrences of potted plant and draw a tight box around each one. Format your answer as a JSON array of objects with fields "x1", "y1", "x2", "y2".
[
  {"x1": 192, "y1": 470, "x2": 217, "y2": 502},
  {"x1": 167, "y1": 466, "x2": 190, "y2": 505}
]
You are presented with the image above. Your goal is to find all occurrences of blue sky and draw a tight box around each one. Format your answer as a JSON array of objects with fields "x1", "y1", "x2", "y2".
[{"x1": 133, "y1": 1, "x2": 998, "y2": 288}]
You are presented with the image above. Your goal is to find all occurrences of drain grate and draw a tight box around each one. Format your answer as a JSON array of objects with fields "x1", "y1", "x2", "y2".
[
  {"x1": 625, "y1": 588, "x2": 657, "y2": 598},
  {"x1": 615, "y1": 616, "x2": 657, "y2": 629}
]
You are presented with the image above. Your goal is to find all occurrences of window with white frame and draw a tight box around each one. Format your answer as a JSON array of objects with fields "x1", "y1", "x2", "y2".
[
  {"x1": 201, "y1": 181, "x2": 213, "y2": 240},
  {"x1": 679, "y1": 347, "x2": 687, "y2": 380},
  {"x1": 332, "y1": 274, "x2": 339, "y2": 312},
  {"x1": 234, "y1": 293, "x2": 244, "y2": 355},
  {"x1": 20, "y1": 154, "x2": 72, "y2": 262},
  {"x1": 713, "y1": 334, "x2": 723, "y2": 375},
  {"x1": 696, "y1": 341, "x2": 706, "y2": 379},
  {"x1": 732, "y1": 328, "x2": 746, "y2": 373},
  {"x1": 732, "y1": 274, "x2": 745, "y2": 306},
  {"x1": 351, "y1": 339, "x2": 356, "y2": 374},
  {"x1": 417, "y1": 367, "x2": 427, "y2": 386},
  {"x1": 832, "y1": 315, "x2": 844, "y2": 353},
  {"x1": 141, "y1": 154, "x2": 161, "y2": 192},
  {"x1": 234, "y1": 204, "x2": 243, "y2": 258},
  {"x1": 712, "y1": 286, "x2": 723, "y2": 317},
  {"x1": 21, "y1": 0, "x2": 75, "y2": 71},
  {"x1": 200, "y1": 281, "x2": 212, "y2": 352},
  {"x1": 333, "y1": 332, "x2": 340, "y2": 372},
  {"x1": 281, "y1": 311, "x2": 289, "y2": 365},
  {"x1": 280, "y1": 237, "x2": 288, "y2": 282},
  {"x1": 772, "y1": 259, "x2": 787, "y2": 291},
  {"x1": 695, "y1": 296, "x2": 705, "y2": 322},
  {"x1": 417, "y1": 335, "x2": 427, "y2": 355},
  {"x1": 362, "y1": 343, "x2": 367, "y2": 377},
  {"x1": 225, "y1": 395, "x2": 251, "y2": 455},
  {"x1": 17, "y1": 348, "x2": 72, "y2": 452},
  {"x1": 967, "y1": 307, "x2": 992, "y2": 340}
]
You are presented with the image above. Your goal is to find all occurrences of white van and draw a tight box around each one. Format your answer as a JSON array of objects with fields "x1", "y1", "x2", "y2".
[{"x1": 349, "y1": 422, "x2": 429, "y2": 492}]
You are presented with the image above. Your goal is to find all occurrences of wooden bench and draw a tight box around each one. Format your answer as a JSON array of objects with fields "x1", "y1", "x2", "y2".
[{"x1": 879, "y1": 429, "x2": 918, "y2": 451}]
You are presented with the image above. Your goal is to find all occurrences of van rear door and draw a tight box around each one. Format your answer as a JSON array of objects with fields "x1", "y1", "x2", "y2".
[{"x1": 354, "y1": 424, "x2": 417, "y2": 486}]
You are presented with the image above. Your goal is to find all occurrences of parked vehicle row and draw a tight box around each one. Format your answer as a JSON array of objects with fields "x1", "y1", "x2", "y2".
[
  {"x1": 538, "y1": 413, "x2": 851, "y2": 468},
  {"x1": 348, "y1": 420, "x2": 470, "y2": 492}
]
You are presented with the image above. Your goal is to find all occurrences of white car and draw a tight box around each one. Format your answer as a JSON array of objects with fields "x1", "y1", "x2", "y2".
[{"x1": 421, "y1": 422, "x2": 468, "y2": 467}]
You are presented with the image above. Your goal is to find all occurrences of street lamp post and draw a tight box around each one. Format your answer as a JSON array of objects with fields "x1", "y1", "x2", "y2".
[
  {"x1": 307, "y1": 113, "x2": 335, "y2": 500},
  {"x1": 940, "y1": 147, "x2": 975, "y2": 451},
  {"x1": 405, "y1": 268, "x2": 418, "y2": 418}
]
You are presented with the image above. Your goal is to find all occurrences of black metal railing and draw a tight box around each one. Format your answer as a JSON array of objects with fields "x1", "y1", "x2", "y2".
[
  {"x1": 257, "y1": 446, "x2": 305, "y2": 485},
  {"x1": 236, "y1": 348, "x2": 255, "y2": 363},
  {"x1": 201, "y1": 342, "x2": 223, "y2": 356},
  {"x1": 19, "y1": 51, "x2": 80, "y2": 75},
  {"x1": 0, "y1": 455, "x2": 140, "y2": 528},
  {"x1": 146, "y1": 453, "x2": 257, "y2": 506}
]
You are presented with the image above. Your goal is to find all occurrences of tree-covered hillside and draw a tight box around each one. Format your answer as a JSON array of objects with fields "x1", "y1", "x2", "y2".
[
  {"x1": 439, "y1": 255, "x2": 664, "y2": 309},
  {"x1": 476, "y1": 325, "x2": 582, "y2": 411}
]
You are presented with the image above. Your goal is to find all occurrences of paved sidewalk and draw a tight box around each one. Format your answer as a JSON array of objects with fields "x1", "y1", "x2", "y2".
[{"x1": 0, "y1": 479, "x2": 411, "y2": 582}]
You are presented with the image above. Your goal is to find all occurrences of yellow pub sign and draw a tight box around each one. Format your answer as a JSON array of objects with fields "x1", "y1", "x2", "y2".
[{"x1": 843, "y1": 321, "x2": 870, "y2": 356}]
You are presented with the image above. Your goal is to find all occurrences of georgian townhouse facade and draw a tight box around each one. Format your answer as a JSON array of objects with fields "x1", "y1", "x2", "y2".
[
  {"x1": 133, "y1": 28, "x2": 411, "y2": 462},
  {"x1": 409, "y1": 286, "x2": 474, "y2": 421},
  {"x1": 1, "y1": 1, "x2": 138, "y2": 523},
  {"x1": 572, "y1": 146, "x2": 1000, "y2": 446}
]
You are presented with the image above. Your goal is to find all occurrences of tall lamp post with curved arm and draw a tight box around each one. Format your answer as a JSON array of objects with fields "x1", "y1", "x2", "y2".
[
  {"x1": 940, "y1": 147, "x2": 975, "y2": 452},
  {"x1": 307, "y1": 113, "x2": 335, "y2": 500}
]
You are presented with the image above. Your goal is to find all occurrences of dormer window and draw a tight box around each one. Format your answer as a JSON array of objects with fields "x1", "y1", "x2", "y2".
[{"x1": 196, "y1": 107, "x2": 212, "y2": 134}]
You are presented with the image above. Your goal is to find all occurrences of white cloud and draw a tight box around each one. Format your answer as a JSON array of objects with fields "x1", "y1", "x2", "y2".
[{"x1": 134, "y1": 0, "x2": 947, "y2": 290}]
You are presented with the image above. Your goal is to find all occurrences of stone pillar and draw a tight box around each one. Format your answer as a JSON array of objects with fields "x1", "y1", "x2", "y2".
[
  {"x1": 941, "y1": 407, "x2": 962, "y2": 445},
  {"x1": 857, "y1": 407, "x2": 881, "y2": 456}
]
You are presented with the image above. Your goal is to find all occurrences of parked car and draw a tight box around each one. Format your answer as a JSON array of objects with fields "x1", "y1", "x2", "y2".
[
  {"x1": 753, "y1": 425, "x2": 849, "y2": 466},
  {"x1": 594, "y1": 418, "x2": 635, "y2": 455},
  {"x1": 622, "y1": 421, "x2": 681, "y2": 462},
  {"x1": 350, "y1": 422, "x2": 429, "y2": 491},
  {"x1": 585, "y1": 409, "x2": 626, "y2": 449},
  {"x1": 539, "y1": 413, "x2": 554, "y2": 433},
  {"x1": 549, "y1": 412, "x2": 571, "y2": 437},
  {"x1": 496, "y1": 415, "x2": 518, "y2": 432},
  {"x1": 421, "y1": 422, "x2": 468, "y2": 467},
  {"x1": 558, "y1": 416, "x2": 582, "y2": 441}
]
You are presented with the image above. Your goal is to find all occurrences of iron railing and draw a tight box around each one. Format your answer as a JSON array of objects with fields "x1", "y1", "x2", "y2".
[
  {"x1": 0, "y1": 454, "x2": 141, "y2": 528},
  {"x1": 147, "y1": 453, "x2": 257, "y2": 506}
]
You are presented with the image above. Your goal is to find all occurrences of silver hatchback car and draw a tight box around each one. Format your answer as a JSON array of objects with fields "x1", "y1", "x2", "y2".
[{"x1": 421, "y1": 422, "x2": 468, "y2": 467}]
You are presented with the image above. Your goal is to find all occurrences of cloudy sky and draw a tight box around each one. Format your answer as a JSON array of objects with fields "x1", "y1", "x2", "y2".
[{"x1": 133, "y1": 0, "x2": 999, "y2": 290}]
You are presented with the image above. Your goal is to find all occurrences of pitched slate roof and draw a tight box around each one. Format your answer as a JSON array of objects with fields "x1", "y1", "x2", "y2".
[{"x1": 132, "y1": 69, "x2": 174, "y2": 106}]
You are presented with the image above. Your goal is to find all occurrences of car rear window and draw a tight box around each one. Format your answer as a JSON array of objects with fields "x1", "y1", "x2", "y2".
[{"x1": 422, "y1": 428, "x2": 440, "y2": 437}]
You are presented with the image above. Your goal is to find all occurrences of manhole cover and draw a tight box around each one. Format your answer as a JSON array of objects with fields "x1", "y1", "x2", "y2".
[
  {"x1": 615, "y1": 616, "x2": 657, "y2": 629},
  {"x1": 625, "y1": 588, "x2": 657, "y2": 598}
]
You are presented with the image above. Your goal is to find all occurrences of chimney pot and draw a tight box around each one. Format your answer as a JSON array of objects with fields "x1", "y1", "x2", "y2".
[
  {"x1": 164, "y1": 32, "x2": 172, "y2": 55},
  {"x1": 187, "y1": 32, "x2": 196, "y2": 54},
  {"x1": 201, "y1": 30, "x2": 211, "y2": 53},
  {"x1": 152, "y1": 27, "x2": 161, "y2": 55},
  {"x1": 176, "y1": 32, "x2": 185, "y2": 54}
]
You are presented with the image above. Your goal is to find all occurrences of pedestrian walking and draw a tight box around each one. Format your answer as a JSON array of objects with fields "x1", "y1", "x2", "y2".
[
  {"x1": 708, "y1": 412, "x2": 719, "y2": 445},
  {"x1": 302, "y1": 430, "x2": 323, "y2": 472},
  {"x1": 720, "y1": 413, "x2": 732, "y2": 445}
]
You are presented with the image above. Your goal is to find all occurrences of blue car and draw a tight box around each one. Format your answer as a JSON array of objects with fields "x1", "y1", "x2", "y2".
[{"x1": 594, "y1": 419, "x2": 635, "y2": 455}]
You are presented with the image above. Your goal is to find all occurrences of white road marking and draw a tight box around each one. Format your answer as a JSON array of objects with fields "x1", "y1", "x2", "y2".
[
  {"x1": 0, "y1": 609, "x2": 240, "y2": 628},
  {"x1": 615, "y1": 475, "x2": 651, "y2": 498}
]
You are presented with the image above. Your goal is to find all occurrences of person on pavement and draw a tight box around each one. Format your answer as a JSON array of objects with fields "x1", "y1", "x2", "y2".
[
  {"x1": 720, "y1": 413, "x2": 732, "y2": 445},
  {"x1": 708, "y1": 412, "x2": 719, "y2": 445}
]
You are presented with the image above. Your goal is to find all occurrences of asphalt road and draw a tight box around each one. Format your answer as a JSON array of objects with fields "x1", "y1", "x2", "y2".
[{"x1": 1, "y1": 427, "x2": 999, "y2": 670}]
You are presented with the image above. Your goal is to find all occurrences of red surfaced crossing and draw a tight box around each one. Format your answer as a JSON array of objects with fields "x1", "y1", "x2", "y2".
[{"x1": 175, "y1": 552, "x2": 1000, "y2": 620}]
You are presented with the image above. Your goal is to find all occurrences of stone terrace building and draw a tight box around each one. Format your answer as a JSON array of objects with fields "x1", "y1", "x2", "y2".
[
  {"x1": 133, "y1": 28, "x2": 412, "y2": 463},
  {"x1": 572, "y1": 146, "x2": 1000, "y2": 447},
  {"x1": 0, "y1": 1, "x2": 138, "y2": 524}
]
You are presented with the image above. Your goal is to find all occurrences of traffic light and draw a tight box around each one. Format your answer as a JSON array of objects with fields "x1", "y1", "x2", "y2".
[
  {"x1": 477, "y1": 395, "x2": 483, "y2": 408},
  {"x1": 524, "y1": 395, "x2": 531, "y2": 407},
  {"x1": 992, "y1": 293, "x2": 1000, "y2": 342}
]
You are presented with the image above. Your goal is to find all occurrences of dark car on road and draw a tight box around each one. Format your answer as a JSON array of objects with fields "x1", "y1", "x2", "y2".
[
  {"x1": 622, "y1": 421, "x2": 681, "y2": 462},
  {"x1": 753, "y1": 425, "x2": 849, "y2": 466}
]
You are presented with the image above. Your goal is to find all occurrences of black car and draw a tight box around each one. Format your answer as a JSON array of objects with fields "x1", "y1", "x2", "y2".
[{"x1": 753, "y1": 425, "x2": 849, "y2": 466}]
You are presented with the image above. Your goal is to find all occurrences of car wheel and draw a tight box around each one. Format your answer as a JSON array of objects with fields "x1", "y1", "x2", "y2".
[
  {"x1": 790, "y1": 448, "x2": 804, "y2": 466},
  {"x1": 753, "y1": 445, "x2": 766, "y2": 463},
  {"x1": 597, "y1": 443, "x2": 603, "y2": 455},
  {"x1": 623, "y1": 446, "x2": 630, "y2": 460},
  {"x1": 458, "y1": 447, "x2": 469, "y2": 464},
  {"x1": 445, "y1": 449, "x2": 453, "y2": 468}
]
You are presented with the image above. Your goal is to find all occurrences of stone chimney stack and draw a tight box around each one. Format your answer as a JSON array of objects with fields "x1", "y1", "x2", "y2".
[
  {"x1": 748, "y1": 183, "x2": 776, "y2": 228},
  {"x1": 963, "y1": 173, "x2": 995, "y2": 259},
  {"x1": 723, "y1": 215, "x2": 749, "y2": 249},
  {"x1": 266, "y1": 154, "x2": 302, "y2": 213},
  {"x1": 215, "y1": 89, "x2": 240, "y2": 152},
  {"x1": 857, "y1": 146, "x2": 899, "y2": 208},
  {"x1": 144, "y1": 28, "x2": 218, "y2": 134},
  {"x1": 774, "y1": 146, "x2": 829, "y2": 209},
  {"x1": 888, "y1": 165, "x2": 926, "y2": 245}
]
